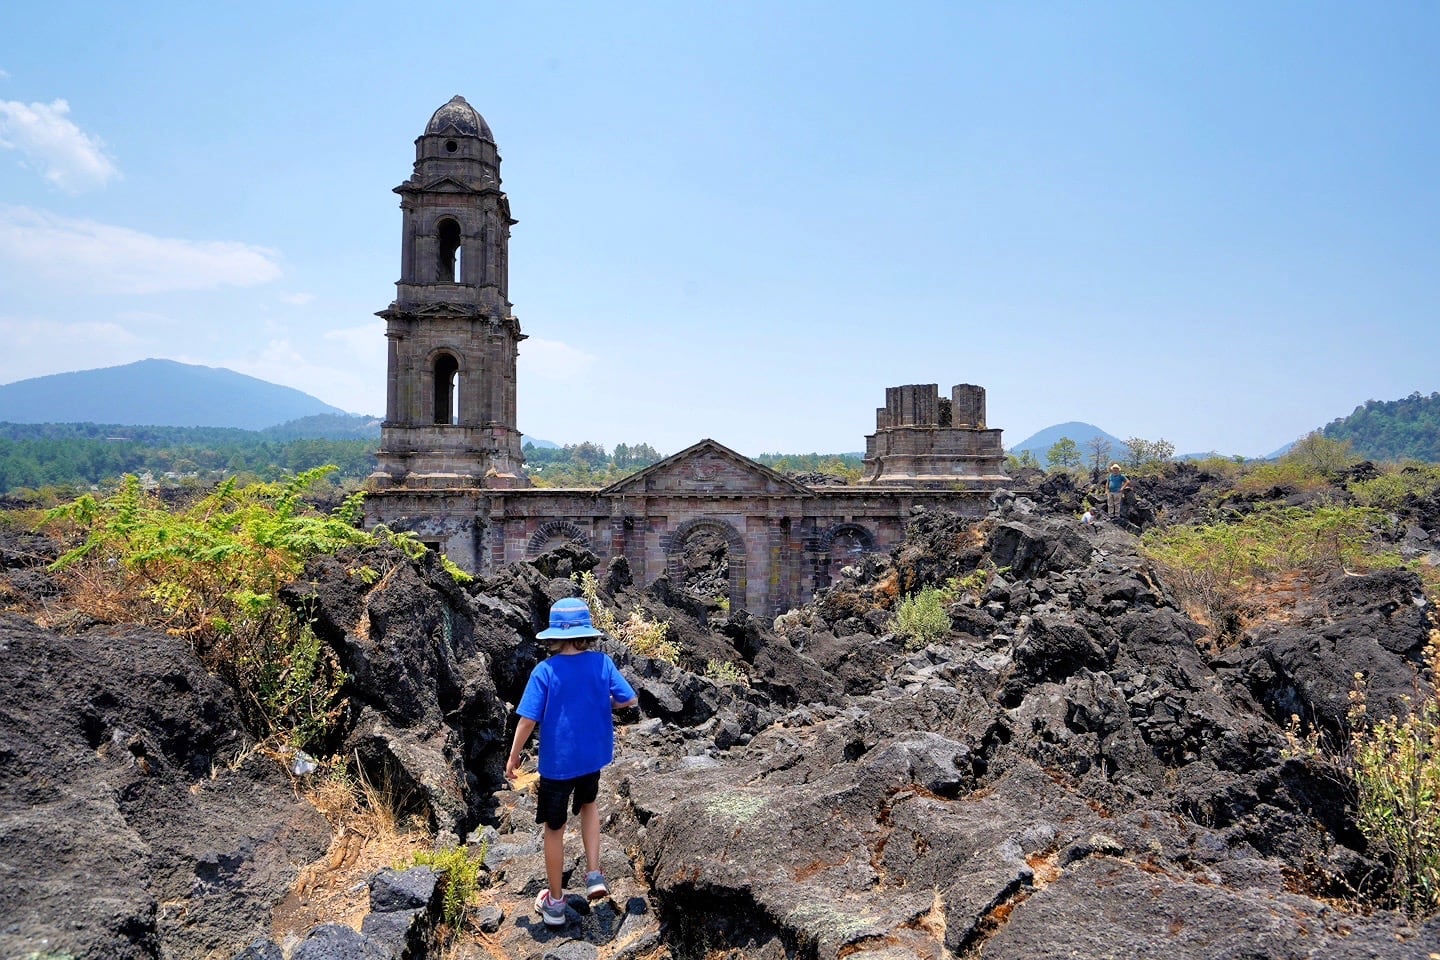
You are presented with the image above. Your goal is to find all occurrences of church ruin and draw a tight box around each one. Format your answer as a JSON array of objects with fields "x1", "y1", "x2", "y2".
[{"x1": 365, "y1": 96, "x2": 1010, "y2": 616}]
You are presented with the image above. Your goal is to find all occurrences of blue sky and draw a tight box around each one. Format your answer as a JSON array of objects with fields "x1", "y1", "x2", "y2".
[{"x1": 1, "y1": 2, "x2": 1436, "y2": 458}]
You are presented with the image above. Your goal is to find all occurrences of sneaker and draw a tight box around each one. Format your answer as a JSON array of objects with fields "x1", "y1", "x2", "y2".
[
  {"x1": 585, "y1": 870, "x2": 608, "y2": 901},
  {"x1": 535, "y1": 888, "x2": 567, "y2": 927}
]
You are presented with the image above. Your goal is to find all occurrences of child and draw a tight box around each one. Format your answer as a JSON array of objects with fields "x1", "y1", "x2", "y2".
[{"x1": 505, "y1": 597, "x2": 638, "y2": 927}]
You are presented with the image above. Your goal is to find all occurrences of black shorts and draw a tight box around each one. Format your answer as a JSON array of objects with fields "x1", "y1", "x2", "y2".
[{"x1": 536, "y1": 771, "x2": 601, "y2": 830}]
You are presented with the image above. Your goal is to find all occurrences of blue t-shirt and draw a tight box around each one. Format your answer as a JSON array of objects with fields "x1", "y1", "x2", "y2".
[
  {"x1": 1108, "y1": 472, "x2": 1127, "y2": 492},
  {"x1": 516, "y1": 650, "x2": 637, "y2": 780}
]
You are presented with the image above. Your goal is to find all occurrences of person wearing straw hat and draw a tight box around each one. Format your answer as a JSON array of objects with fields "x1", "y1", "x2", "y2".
[
  {"x1": 1106, "y1": 463, "x2": 1129, "y2": 518},
  {"x1": 506, "y1": 597, "x2": 638, "y2": 927}
]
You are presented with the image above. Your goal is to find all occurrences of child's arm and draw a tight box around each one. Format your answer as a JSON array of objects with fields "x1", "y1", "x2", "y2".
[
  {"x1": 505, "y1": 716, "x2": 537, "y2": 780},
  {"x1": 613, "y1": 695, "x2": 638, "y2": 710}
]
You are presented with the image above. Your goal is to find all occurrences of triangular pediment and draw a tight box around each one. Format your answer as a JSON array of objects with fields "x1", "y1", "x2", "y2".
[
  {"x1": 422, "y1": 176, "x2": 486, "y2": 194},
  {"x1": 602, "y1": 439, "x2": 813, "y2": 497},
  {"x1": 412, "y1": 301, "x2": 484, "y2": 317},
  {"x1": 395, "y1": 176, "x2": 499, "y2": 197}
]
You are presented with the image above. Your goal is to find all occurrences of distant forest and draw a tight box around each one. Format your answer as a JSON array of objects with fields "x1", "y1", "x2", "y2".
[
  {"x1": 0, "y1": 427, "x2": 865, "y2": 498},
  {"x1": 0, "y1": 423, "x2": 377, "y2": 495},
  {"x1": 1322, "y1": 392, "x2": 1440, "y2": 463}
]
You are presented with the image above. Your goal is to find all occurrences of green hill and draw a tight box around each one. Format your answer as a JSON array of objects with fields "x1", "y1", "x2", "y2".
[
  {"x1": 0, "y1": 359, "x2": 352, "y2": 430},
  {"x1": 1322, "y1": 391, "x2": 1440, "y2": 463}
]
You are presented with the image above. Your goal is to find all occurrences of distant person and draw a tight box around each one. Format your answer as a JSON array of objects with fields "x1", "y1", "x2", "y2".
[
  {"x1": 1106, "y1": 463, "x2": 1129, "y2": 518},
  {"x1": 1081, "y1": 506, "x2": 1095, "y2": 525},
  {"x1": 506, "y1": 597, "x2": 638, "y2": 927}
]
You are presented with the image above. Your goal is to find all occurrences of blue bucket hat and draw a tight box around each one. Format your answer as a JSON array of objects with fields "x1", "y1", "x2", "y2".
[{"x1": 537, "y1": 597, "x2": 604, "y2": 639}]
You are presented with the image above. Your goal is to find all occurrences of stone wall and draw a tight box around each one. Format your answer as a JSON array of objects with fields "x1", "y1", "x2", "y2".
[{"x1": 367, "y1": 458, "x2": 1000, "y2": 616}]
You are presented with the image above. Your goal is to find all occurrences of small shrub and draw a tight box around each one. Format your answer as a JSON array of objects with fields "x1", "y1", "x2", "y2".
[
  {"x1": 1349, "y1": 464, "x2": 1440, "y2": 512},
  {"x1": 704, "y1": 659, "x2": 746, "y2": 685},
  {"x1": 348, "y1": 564, "x2": 380, "y2": 585},
  {"x1": 621, "y1": 608, "x2": 681, "y2": 663},
  {"x1": 576, "y1": 571, "x2": 680, "y2": 664},
  {"x1": 1188, "y1": 455, "x2": 1246, "y2": 481},
  {"x1": 1349, "y1": 635, "x2": 1440, "y2": 917},
  {"x1": 1233, "y1": 437, "x2": 1353, "y2": 495},
  {"x1": 895, "y1": 586, "x2": 950, "y2": 650},
  {"x1": 409, "y1": 842, "x2": 487, "y2": 932},
  {"x1": 946, "y1": 565, "x2": 1003, "y2": 603}
]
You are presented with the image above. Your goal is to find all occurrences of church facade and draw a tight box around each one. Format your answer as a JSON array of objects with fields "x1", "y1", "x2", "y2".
[{"x1": 365, "y1": 97, "x2": 1011, "y2": 616}]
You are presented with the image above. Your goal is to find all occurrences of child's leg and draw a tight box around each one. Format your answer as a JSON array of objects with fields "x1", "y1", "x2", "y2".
[
  {"x1": 578, "y1": 801, "x2": 601, "y2": 873},
  {"x1": 543, "y1": 823, "x2": 566, "y2": 899},
  {"x1": 536, "y1": 776, "x2": 574, "y2": 900}
]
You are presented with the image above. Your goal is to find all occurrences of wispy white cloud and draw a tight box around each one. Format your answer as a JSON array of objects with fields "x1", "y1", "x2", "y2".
[
  {"x1": 323, "y1": 322, "x2": 383, "y2": 358},
  {"x1": 518, "y1": 337, "x2": 596, "y2": 381},
  {"x1": 0, "y1": 315, "x2": 138, "y2": 348},
  {"x1": 198, "y1": 336, "x2": 384, "y2": 416},
  {"x1": 278, "y1": 292, "x2": 315, "y2": 305},
  {"x1": 0, "y1": 207, "x2": 282, "y2": 294},
  {"x1": 112, "y1": 309, "x2": 179, "y2": 326},
  {"x1": 0, "y1": 70, "x2": 11, "y2": 81},
  {"x1": 0, "y1": 98, "x2": 117, "y2": 192}
]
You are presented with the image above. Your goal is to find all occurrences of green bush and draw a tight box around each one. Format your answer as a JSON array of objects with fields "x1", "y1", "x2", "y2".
[
  {"x1": 895, "y1": 586, "x2": 950, "y2": 649},
  {"x1": 1349, "y1": 464, "x2": 1440, "y2": 511},
  {"x1": 43, "y1": 468, "x2": 374, "y2": 748}
]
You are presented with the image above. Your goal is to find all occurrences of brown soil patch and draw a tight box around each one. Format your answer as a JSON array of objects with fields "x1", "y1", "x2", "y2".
[{"x1": 270, "y1": 826, "x2": 431, "y2": 943}]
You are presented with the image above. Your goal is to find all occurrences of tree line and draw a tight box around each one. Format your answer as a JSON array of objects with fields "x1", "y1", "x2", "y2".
[
  {"x1": 1010, "y1": 434, "x2": 1178, "y2": 479},
  {"x1": 1323, "y1": 391, "x2": 1440, "y2": 463},
  {"x1": 0, "y1": 422, "x2": 377, "y2": 497}
]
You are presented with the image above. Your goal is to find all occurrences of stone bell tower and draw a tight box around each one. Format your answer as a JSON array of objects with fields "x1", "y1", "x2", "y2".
[{"x1": 370, "y1": 95, "x2": 528, "y2": 489}]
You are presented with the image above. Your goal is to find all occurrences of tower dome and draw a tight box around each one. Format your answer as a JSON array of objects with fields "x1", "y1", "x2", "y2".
[{"x1": 425, "y1": 95, "x2": 493, "y2": 141}]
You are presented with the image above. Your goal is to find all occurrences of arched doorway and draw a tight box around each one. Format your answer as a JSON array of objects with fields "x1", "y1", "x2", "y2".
[
  {"x1": 666, "y1": 518, "x2": 746, "y2": 613},
  {"x1": 527, "y1": 520, "x2": 591, "y2": 557},
  {"x1": 816, "y1": 522, "x2": 876, "y2": 590}
]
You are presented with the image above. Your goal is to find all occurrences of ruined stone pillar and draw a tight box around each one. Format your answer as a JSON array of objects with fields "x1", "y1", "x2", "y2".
[
  {"x1": 951, "y1": 384, "x2": 986, "y2": 429},
  {"x1": 886, "y1": 384, "x2": 940, "y2": 427}
]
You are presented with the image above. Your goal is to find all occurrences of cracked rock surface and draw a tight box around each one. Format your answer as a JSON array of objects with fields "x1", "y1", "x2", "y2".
[{"x1": 6, "y1": 478, "x2": 1440, "y2": 958}]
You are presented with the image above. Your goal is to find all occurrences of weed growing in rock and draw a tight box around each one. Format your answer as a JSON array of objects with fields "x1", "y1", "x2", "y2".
[
  {"x1": 704, "y1": 659, "x2": 746, "y2": 685},
  {"x1": 577, "y1": 570, "x2": 680, "y2": 664},
  {"x1": 895, "y1": 585, "x2": 950, "y2": 650},
  {"x1": 409, "y1": 842, "x2": 487, "y2": 933},
  {"x1": 304, "y1": 756, "x2": 363, "y2": 828},
  {"x1": 945, "y1": 563, "x2": 1006, "y2": 604},
  {"x1": 439, "y1": 554, "x2": 472, "y2": 584},
  {"x1": 1349, "y1": 634, "x2": 1440, "y2": 918}
]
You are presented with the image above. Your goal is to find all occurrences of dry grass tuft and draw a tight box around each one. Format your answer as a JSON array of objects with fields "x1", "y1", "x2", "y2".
[{"x1": 277, "y1": 754, "x2": 432, "y2": 942}]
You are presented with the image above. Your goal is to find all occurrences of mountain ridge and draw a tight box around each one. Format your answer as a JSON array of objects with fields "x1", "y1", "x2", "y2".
[{"x1": 0, "y1": 359, "x2": 354, "y2": 431}]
